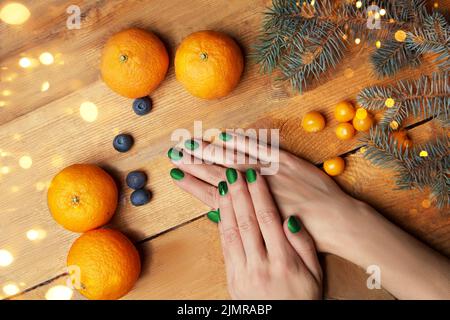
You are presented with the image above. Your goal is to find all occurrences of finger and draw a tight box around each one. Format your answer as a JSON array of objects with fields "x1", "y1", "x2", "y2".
[
  {"x1": 169, "y1": 167, "x2": 219, "y2": 208},
  {"x1": 217, "y1": 180, "x2": 246, "y2": 267},
  {"x1": 215, "y1": 130, "x2": 276, "y2": 164},
  {"x1": 245, "y1": 169, "x2": 287, "y2": 258},
  {"x1": 181, "y1": 138, "x2": 260, "y2": 173},
  {"x1": 168, "y1": 147, "x2": 224, "y2": 186},
  {"x1": 284, "y1": 215, "x2": 323, "y2": 283},
  {"x1": 225, "y1": 168, "x2": 266, "y2": 262}
]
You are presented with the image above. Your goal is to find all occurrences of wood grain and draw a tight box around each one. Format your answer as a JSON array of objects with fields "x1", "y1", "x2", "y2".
[{"x1": 1, "y1": 0, "x2": 448, "y2": 300}]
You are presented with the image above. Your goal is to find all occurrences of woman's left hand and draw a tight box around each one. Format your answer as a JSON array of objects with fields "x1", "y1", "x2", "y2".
[{"x1": 170, "y1": 159, "x2": 322, "y2": 299}]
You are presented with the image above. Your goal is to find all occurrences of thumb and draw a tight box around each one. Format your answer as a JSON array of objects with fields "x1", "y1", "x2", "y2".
[{"x1": 283, "y1": 215, "x2": 322, "y2": 283}]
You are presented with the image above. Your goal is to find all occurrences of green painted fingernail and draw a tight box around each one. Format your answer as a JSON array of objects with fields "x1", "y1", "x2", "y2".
[
  {"x1": 207, "y1": 210, "x2": 220, "y2": 223},
  {"x1": 287, "y1": 216, "x2": 302, "y2": 233},
  {"x1": 219, "y1": 132, "x2": 232, "y2": 141},
  {"x1": 218, "y1": 181, "x2": 228, "y2": 196},
  {"x1": 226, "y1": 168, "x2": 238, "y2": 184},
  {"x1": 245, "y1": 168, "x2": 257, "y2": 183},
  {"x1": 184, "y1": 139, "x2": 199, "y2": 150},
  {"x1": 170, "y1": 168, "x2": 184, "y2": 180},
  {"x1": 168, "y1": 148, "x2": 183, "y2": 160}
]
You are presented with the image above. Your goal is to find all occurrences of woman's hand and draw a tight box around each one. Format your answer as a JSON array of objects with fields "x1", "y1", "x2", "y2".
[
  {"x1": 171, "y1": 162, "x2": 322, "y2": 299},
  {"x1": 168, "y1": 132, "x2": 359, "y2": 254}
]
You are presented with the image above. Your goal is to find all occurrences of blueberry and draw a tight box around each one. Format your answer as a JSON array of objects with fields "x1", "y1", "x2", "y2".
[
  {"x1": 133, "y1": 97, "x2": 152, "y2": 116},
  {"x1": 130, "y1": 189, "x2": 151, "y2": 206},
  {"x1": 126, "y1": 171, "x2": 147, "y2": 190},
  {"x1": 113, "y1": 134, "x2": 134, "y2": 152}
]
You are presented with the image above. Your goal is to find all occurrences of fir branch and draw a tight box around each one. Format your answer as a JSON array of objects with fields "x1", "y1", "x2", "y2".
[
  {"x1": 406, "y1": 11, "x2": 450, "y2": 70},
  {"x1": 357, "y1": 71, "x2": 449, "y2": 127},
  {"x1": 371, "y1": 39, "x2": 422, "y2": 78}
]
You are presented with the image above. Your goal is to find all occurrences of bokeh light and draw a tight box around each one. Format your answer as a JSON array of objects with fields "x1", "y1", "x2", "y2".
[
  {"x1": 3, "y1": 283, "x2": 19, "y2": 296},
  {"x1": 2, "y1": 89, "x2": 12, "y2": 96},
  {"x1": 41, "y1": 81, "x2": 50, "y2": 92},
  {"x1": 0, "y1": 2, "x2": 30, "y2": 25},
  {"x1": 0, "y1": 249, "x2": 14, "y2": 267},
  {"x1": 45, "y1": 285, "x2": 73, "y2": 300},
  {"x1": 19, "y1": 57, "x2": 32, "y2": 68},
  {"x1": 39, "y1": 52, "x2": 54, "y2": 65},
  {"x1": 79, "y1": 101, "x2": 98, "y2": 122},
  {"x1": 1, "y1": 166, "x2": 10, "y2": 174},
  {"x1": 26, "y1": 229, "x2": 47, "y2": 241},
  {"x1": 0, "y1": 101, "x2": 5, "y2": 107},
  {"x1": 19, "y1": 155, "x2": 33, "y2": 169}
]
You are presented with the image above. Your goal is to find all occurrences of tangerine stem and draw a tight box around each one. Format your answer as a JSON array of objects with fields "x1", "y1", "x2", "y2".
[
  {"x1": 119, "y1": 54, "x2": 128, "y2": 62},
  {"x1": 199, "y1": 52, "x2": 208, "y2": 61}
]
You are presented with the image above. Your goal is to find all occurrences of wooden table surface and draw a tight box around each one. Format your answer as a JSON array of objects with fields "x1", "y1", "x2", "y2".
[{"x1": 1, "y1": 0, "x2": 449, "y2": 300}]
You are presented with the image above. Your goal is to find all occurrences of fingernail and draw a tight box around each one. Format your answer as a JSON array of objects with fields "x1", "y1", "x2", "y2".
[
  {"x1": 168, "y1": 148, "x2": 183, "y2": 160},
  {"x1": 184, "y1": 139, "x2": 199, "y2": 150},
  {"x1": 207, "y1": 209, "x2": 220, "y2": 223},
  {"x1": 245, "y1": 168, "x2": 257, "y2": 183},
  {"x1": 287, "y1": 216, "x2": 302, "y2": 233},
  {"x1": 170, "y1": 168, "x2": 184, "y2": 180},
  {"x1": 219, "y1": 132, "x2": 232, "y2": 142},
  {"x1": 218, "y1": 181, "x2": 228, "y2": 196},
  {"x1": 226, "y1": 168, "x2": 238, "y2": 184}
]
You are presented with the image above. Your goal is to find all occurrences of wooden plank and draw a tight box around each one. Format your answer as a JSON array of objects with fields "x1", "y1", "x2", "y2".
[
  {"x1": 10, "y1": 218, "x2": 394, "y2": 300},
  {"x1": 1, "y1": 0, "x2": 448, "y2": 299}
]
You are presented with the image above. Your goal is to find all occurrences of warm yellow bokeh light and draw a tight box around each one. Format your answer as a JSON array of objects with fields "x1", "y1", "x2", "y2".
[
  {"x1": 2, "y1": 89, "x2": 12, "y2": 96},
  {"x1": 26, "y1": 229, "x2": 47, "y2": 241},
  {"x1": 375, "y1": 40, "x2": 381, "y2": 48},
  {"x1": 19, "y1": 155, "x2": 32, "y2": 169},
  {"x1": 419, "y1": 150, "x2": 428, "y2": 157},
  {"x1": 39, "y1": 52, "x2": 54, "y2": 65},
  {"x1": 385, "y1": 98, "x2": 395, "y2": 108},
  {"x1": 356, "y1": 1, "x2": 362, "y2": 8},
  {"x1": 355, "y1": 38, "x2": 361, "y2": 45},
  {"x1": 3, "y1": 283, "x2": 19, "y2": 296},
  {"x1": 0, "y1": 2, "x2": 30, "y2": 25},
  {"x1": 19, "y1": 57, "x2": 32, "y2": 68},
  {"x1": 390, "y1": 121, "x2": 399, "y2": 130},
  {"x1": 380, "y1": 9, "x2": 386, "y2": 16},
  {"x1": 51, "y1": 154, "x2": 64, "y2": 168},
  {"x1": 45, "y1": 285, "x2": 73, "y2": 300},
  {"x1": 0, "y1": 101, "x2": 5, "y2": 107},
  {"x1": 79, "y1": 101, "x2": 98, "y2": 122},
  {"x1": 1, "y1": 166, "x2": 10, "y2": 174},
  {"x1": 41, "y1": 81, "x2": 50, "y2": 92},
  {"x1": 35, "y1": 181, "x2": 46, "y2": 191},
  {"x1": 11, "y1": 186, "x2": 20, "y2": 193},
  {"x1": 394, "y1": 30, "x2": 407, "y2": 42},
  {"x1": 0, "y1": 249, "x2": 14, "y2": 267}
]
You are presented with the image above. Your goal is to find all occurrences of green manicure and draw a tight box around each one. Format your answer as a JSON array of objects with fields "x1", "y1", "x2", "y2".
[
  {"x1": 184, "y1": 139, "x2": 199, "y2": 150},
  {"x1": 219, "y1": 132, "x2": 232, "y2": 142},
  {"x1": 245, "y1": 168, "x2": 257, "y2": 183},
  {"x1": 168, "y1": 148, "x2": 183, "y2": 160},
  {"x1": 218, "y1": 181, "x2": 228, "y2": 196},
  {"x1": 287, "y1": 216, "x2": 302, "y2": 233},
  {"x1": 207, "y1": 209, "x2": 221, "y2": 223},
  {"x1": 226, "y1": 168, "x2": 238, "y2": 184},
  {"x1": 170, "y1": 168, "x2": 185, "y2": 180}
]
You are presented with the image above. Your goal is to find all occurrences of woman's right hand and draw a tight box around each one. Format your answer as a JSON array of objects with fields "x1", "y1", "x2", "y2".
[{"x1": 168, "y1": 132, "x2": 359, "y2": 254}]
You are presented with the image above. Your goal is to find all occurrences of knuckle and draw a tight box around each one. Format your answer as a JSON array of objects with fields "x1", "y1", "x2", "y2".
[
  {"x1": 255, "y1": 209, "x2": 277, "y2": 225},
  {"x1": 205, "y1": 186, "x2": 219, "y2": 207},
  {"x1": 221, "y1": 227, "x2": 240, "y2": 245},
  {"x1": 237, "y1": 217, "x2": 256, "y2": 233}
]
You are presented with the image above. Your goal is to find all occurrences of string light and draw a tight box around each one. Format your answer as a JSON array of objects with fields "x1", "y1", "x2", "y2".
[
  {"x1": 385, "y1": 98, "x2": 395, "y2": 108},
  {"x1": 356, "y1": 1, "x2": 362, "y2": 9},
  {"x1": 380, "y1": 9, "x2": 386, "y2": 16},
  {"x1": 3, "y1": 283, "x2": 19, "y2": 296},
  {"x1": 0, "y1": 101, "x2": 5, "y2": 107},
  {"x1": 419, "y1": 150, "x2": 428, "y2": 157},
  {"x1": 45, "y1": 285, "x2": 73, "y2": 300},
  {"x1": 394, "y1": 30, "x2": 407, "y2": 42},
  {"x1": 2, "y1": 89, "x2": 12, "y2": 96},
  {"x1": 390, "y1": 120, "x2": 399, "y2": 130},
  {"x1": 421, "y1": 199, "x2": 431, "y2": 208},
  {"x1": 375, "y1": 40, "x2": 381, "y2": 48},
  {"x1": 19, "y1": 155, "x2": 33, "y2": 169},
  {"x1": 355, "y1": 38, "x2": 361, "y2": 45}
]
